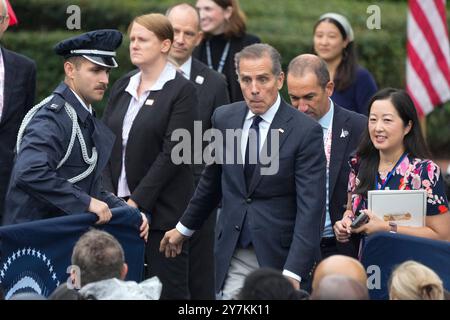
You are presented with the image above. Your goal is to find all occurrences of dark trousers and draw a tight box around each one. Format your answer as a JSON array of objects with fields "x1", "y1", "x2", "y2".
[
  {"x1": 188, "y1": 208, "x2": 217, "y2": 299},
  {"x1": 146, "y1": 230, "x2": 190, "y2": 300},
  {"x1": 187, "y1": 173, "x2": 217, "y2": 299},
  {"x1": 320, "y1": 236, "x2": 339, "y2": 260}
]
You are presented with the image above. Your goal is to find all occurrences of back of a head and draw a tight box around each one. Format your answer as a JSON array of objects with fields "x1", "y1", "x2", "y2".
[
  {"x1": 238, "y1": 268, "x2": 307, "y2": 300},
  {"x1": 389, "y1": 261, "x2": 444, "y2": 300},
  {"x1": 9, "y1": 292, "x2": 47, "y2": 300},
  {"x1": 311, "y1": 275, "x2": 369, "y2": 300},
  {"x1": 49, "y1": 284, "x2": 82, "y2": 300},
  {"x1": 313, "y1": 255, "x2": 367, "y2": 291},
  {"x1": 71, "y1": 229, "x2": 125, "y2": 287}
]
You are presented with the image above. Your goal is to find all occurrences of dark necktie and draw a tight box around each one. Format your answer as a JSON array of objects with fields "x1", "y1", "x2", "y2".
[
  {"x1": 244, "y1": 116, "x2": 262, "y2": 190},
  {"x1": 239, "y1": 116, "x2": 262, "y2": 249}
]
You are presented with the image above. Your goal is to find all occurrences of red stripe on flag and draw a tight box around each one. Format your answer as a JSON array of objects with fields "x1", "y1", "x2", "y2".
[
  {"x1": 410, "y1": 0, "x2": 450, "y2": 88},
  {"x1": 6, "y1": 0, "x2": 18, "y2": 26},
  {"x1": 407, "y1": 41, "x2": 442, "y2": 106},
  {"x1": 406, "y1": 84, "x2": 425, "y2": 118},
  {"x1": 435, "y1": 0, "x2": 449, "y2": 40}
]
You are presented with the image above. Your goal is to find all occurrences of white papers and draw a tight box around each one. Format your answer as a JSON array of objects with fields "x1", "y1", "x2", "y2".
[{"x1": 368, "y1": 190, "x2": 427, "y2": 227}]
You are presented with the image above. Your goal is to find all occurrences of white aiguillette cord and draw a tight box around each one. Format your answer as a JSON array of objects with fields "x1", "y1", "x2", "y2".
[{"x1": 17, "y1": 96, "x2": 98, "y2": 184}]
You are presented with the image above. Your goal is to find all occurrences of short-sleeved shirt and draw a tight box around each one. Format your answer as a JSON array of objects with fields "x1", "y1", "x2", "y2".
[{"x1": 348, "y1": 154, "x2": 449, "y2": 217}]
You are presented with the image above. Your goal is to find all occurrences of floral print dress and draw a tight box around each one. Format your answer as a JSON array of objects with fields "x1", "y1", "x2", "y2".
[{"x1": 348, "y1": 154, "x2": 449, "y2": 217}]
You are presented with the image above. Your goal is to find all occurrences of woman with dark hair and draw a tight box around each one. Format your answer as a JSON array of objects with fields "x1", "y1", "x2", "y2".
[
  {"x1": 334, "y1": 88, "x2": 449, "y2": 242},
  {"x1": 313, "y1": 13, "x2": 377, "y2": 115},
  {"x1": 102, "y1": 13, "x2": 196, "y2": 299},
  {"x1": 194, "y1": 0, "x2": 260, "y2": 102}
]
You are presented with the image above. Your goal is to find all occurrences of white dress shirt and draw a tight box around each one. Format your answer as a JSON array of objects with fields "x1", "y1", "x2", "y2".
[
  {"x1": 240, "y1": 94, "x2": 280, "y2": 165},
  {"x1": 117, "y1": 62, "x2": 177, "y2": 197},
  {"x1": 70, "y1": 89, "x2": 93, "y2": 114}
]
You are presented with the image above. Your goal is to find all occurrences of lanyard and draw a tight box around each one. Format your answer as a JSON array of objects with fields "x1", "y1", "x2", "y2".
[
  {"x1": 206, "y1": 40, "x2": 230, "y2": 74},
  {"x1": 375, "y1": 152, "x2": 408, "y2": 190}
]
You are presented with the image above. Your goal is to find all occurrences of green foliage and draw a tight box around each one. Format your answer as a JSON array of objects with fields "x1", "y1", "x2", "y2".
[
  {"x1": 9, "y1": 0, "x2": 178, "y2": 31},
  {"x1": 427, "y1": 102, "x2": 450, "y2": 158},
  {"x1": 4, "y1": 0, "x2": 450, "y2": 157},
  {"x1": 3, "y1": 32, "x2": 136, "y2": 112}
]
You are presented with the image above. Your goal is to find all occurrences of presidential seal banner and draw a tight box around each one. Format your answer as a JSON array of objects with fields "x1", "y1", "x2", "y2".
[{"x1": 0, "y1": 207, "x2": 145, "y2": 299}]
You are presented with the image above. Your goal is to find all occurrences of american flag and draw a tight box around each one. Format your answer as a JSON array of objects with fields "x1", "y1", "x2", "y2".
[
  {"x1": 406, "y1": 0, "x2": 450, "y2": 116},
  {"x1": 6, "y1": 0, "x2": 18, "y2": 26}
]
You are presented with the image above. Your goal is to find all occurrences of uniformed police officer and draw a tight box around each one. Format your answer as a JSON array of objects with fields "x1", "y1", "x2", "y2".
[{"x1": 3, "y1": 29, "x2": 149, "y2": 240}]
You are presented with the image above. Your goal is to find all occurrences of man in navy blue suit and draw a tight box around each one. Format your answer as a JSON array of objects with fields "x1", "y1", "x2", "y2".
[
  {"x1": 3, "y1": 30, "x2": 148, "y2": 242},
  {"x1": 0, "y1": 0, "x2": 36, "y2": 224},
  {"x1": 161, "y1": 44, "x2": 326, "y2": 299},
  {"x1": 287, "y1": 54, "x2": 367, "y2": 259}
]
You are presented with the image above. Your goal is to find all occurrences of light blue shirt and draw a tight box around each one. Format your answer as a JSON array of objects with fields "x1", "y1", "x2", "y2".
[{"x1": 318, "y1": 99, "x2": 334, "y2": 238}]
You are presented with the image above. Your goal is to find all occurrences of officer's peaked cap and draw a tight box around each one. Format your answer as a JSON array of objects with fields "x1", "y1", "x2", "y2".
[{"x1": 54, "y1": 29, "x2": 123, "y2": 68}]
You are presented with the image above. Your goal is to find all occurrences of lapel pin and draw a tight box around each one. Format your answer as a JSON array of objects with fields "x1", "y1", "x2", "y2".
[
  {"x1": 145, "y1": 99, "x2": 154, "y2": 106},
  {"x1": 195, "y1": 75, "x2": 205, "y2": 85},
  {"x1": 278, "y1": 128, "x2": 284, "y2": 133},
  {"x1": 340, "y1": 129, "x2": 349, "y2": 138}
]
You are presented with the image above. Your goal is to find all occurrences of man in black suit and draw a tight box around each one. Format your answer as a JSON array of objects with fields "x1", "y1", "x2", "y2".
[
  {"x1": 0, "y1": 0, "x2": 36, "y2": 223},
  {"x1": 287, "y1": 54, "x2": 367, "y2": 259},
  {"x1": 161, "y1": 44, "x2": 326, "y2": 299},
  {"x1": 167, "y1": 3, "x2": 230, "y2": 300}
]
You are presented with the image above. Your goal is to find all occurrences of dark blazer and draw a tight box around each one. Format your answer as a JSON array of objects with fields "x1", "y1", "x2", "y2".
[
  {"x1": 193, "y1": 33, "x2": 260, "y2": 103},
  {"x1": 190, "y1": 58, "x2": 230, "y2": 177},
  {"x1": 103, "y1": 69, "x2": 197, "y2": 231},
  {"x1": 180, "y1": 99, "x2": 326, "y2": 292},
  {"x1": 328, "y1": 103, "x2": 367, "y2": 256},
  {"x1": 4, "y1": 82, "x2": 124, "y2": 225},
  {"x1": 0, "y1": 48, "x2": 36, "y2": 221}
]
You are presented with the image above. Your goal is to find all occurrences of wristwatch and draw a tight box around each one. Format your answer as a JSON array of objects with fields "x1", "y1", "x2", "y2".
[{"x1": 389, "y1": 221, "x2": 398, "y2": 233}]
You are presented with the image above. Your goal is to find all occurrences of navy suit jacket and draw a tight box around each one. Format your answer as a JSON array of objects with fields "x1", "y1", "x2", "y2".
[
  {"x1": 4, "y1": 82, "x2": 124, "y2": 225},
  {"x1": 328, "y1": 103, "x2": 367, "y2": 256},
  {"x1": 0, "y1": 48, "x2": 36, "y2": 220},
  {"x1": 180, "y1": 99, "x2": 326, "y2": 291}
]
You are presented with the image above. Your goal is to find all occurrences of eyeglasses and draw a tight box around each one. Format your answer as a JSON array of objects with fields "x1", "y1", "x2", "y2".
[{"x1": 0, "y1": 15, "x2": 8, "y2": 24}]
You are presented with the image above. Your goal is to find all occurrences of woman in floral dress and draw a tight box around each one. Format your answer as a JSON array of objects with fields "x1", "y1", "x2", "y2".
[{"x1": 334, "y1": 88, "x2": 449, "y2": 243}]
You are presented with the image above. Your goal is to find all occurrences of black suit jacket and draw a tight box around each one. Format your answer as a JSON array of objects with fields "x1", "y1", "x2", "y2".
[
  {"x1": 328, "y1": 103, "x2": 367, "y2": 256},
  {"x1": 180, "y1": 99, "x2": 326, "y2": 291},
  {"x1": 193, "y1": 33, "x2": 260, "y2": 103},
  {"x1": 0, "y1": 48, "x2": 36, "y2": 219},
  {"x1": 103, "y1": 69, "x2": 197, "y2": 231},
  {"x1": 190, "y1": 58, "x2": 230, "y2": 177}
]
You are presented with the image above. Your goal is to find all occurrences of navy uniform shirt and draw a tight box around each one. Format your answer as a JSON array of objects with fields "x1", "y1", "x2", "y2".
[{"x1": 3, "y1": 82, "x2": 125, "y2": 225}]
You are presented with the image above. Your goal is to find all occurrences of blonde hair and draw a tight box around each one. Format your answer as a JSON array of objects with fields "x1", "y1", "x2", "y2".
[
  {"x1": 389, "y1": 261, "x2": 444, "y2": 300},
  {"x1": 128, "y1": 13, "x2": 173, "y2": 43}
]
